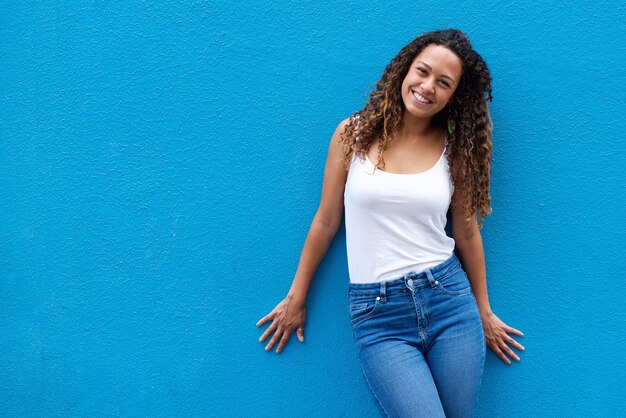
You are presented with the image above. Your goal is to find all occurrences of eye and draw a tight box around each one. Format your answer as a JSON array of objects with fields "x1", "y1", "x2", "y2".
[{"x1": 417, "y1": 67, "x2": 451, "y2": 87}]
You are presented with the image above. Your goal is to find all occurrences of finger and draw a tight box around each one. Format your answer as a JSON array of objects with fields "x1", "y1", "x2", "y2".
[
  {"x1": 276, "y1": 329, "x2": 293, "y2": 353},
  {"x1": 490, "y1": 343, "x2": 511, "y2": 365},
  {"x1": 504, "y1": 334, "x2": 525, "y2": 352},
  {"x1": 296, "y1": 327, "x2": 304, "y2": 343},
  {"x1": 500, "y1": 340, "x2": 520, "y2": 362},
  {"x1": 256, "y1": 311, "x2": 275, "y2": 327},
  {"x1": 259, "y1": 321, "x2": 278, "y2": 343},
  {"x1": 505, "y1": 326, "x2": 524, "y2": 337},
  {"x1": 265, "y1": 327, "x2": 283, "y2": 352}
]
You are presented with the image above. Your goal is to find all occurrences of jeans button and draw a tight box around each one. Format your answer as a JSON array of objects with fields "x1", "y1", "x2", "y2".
[
  {"x1": 434, "y1": 280, "x2": 439, "y2": 285},
  {"x1": 376, "y1": 296, "x2": 381, "y2": 301},
  {"x1": 407, "y1": 279, "x2": 413, "y2": 286}
]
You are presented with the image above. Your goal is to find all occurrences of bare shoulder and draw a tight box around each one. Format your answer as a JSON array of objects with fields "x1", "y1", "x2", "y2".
[
  {"x1": 326, "y1": 117, "x2": 353, "y2": 170},
  {"x1": 315, "y1": 117, "x2": 354, "y2": 230},
  {"x1": 329, "y1": 117, "x2": 353, "y2": 147}
]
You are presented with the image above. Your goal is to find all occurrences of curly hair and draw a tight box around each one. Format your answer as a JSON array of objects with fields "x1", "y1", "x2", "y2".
[{"x1": 338, "y1": 28, "x2": 494, "y2": 229}]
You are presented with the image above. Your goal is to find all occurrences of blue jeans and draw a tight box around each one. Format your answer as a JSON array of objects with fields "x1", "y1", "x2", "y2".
[{"x1": 348, "y1": 253, "x2": 486, "y2": 418}]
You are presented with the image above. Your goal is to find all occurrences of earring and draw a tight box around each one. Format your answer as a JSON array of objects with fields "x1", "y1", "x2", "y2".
[{"x1": 447, "y1": 117, "x2": 455, "y2": 135}]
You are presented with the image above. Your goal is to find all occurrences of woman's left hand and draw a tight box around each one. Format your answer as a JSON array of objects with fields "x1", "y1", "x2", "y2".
[{"x1": 481, "y1": 311, "x2": 525, "y2": 365}]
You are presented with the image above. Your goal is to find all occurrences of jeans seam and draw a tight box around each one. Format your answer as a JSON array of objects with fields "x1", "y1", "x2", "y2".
[
  {"x1": 357, "y1": 352, "x2": 389, "y2": 417},
  {"x1": 436, "y1": 267, "x2": 472, "y2": 295},
  {"x1": 437, "y1": 285, "x2": 472, "y2": 296},
  {"x1": 349, "y1": 299, "x2": 381, "y2": 327},
  {"x1": 475, "y1": 335, "x2": 486, "y2": 418},
  {"x1": 349, "y1": 322, "x2": 389, "y2": 417}
]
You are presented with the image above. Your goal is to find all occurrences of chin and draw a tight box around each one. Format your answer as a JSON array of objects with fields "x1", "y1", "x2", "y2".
[
  {"x1": 406, "y1": 106, "x2": 437, "y2": 119},
  {"x1": 404, "y1": 97, "x2": 441, "y2": 119}
]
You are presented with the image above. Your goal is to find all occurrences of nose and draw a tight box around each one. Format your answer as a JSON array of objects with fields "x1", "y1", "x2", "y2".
[{"x1": 421, "y1": 79, "x2": 435, "y2": 94}]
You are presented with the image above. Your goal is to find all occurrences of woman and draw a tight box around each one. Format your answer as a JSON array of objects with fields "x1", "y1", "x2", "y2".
[{"x1": 256, "y1": 29, "x2": 525, "y2": 417}]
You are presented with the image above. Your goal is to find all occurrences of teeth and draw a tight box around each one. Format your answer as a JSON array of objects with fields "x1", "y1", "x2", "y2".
[{"x1": 413, "y1": 91, "x2": 432, "y2": 104}]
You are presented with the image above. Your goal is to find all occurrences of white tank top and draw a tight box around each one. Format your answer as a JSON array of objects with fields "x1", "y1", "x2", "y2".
[{"x1": 344, "y1": 134, "x2": 456, "y2": 284}]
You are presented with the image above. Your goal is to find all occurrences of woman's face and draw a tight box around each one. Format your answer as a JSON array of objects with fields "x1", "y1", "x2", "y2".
[{"x1": 401, "y1": 44, "x2": 463, "y2": 119}]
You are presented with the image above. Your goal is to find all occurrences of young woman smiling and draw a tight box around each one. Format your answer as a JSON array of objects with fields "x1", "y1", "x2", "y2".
[{"x1": 257, "y1": 29, "x2": 525, "y2": 417}]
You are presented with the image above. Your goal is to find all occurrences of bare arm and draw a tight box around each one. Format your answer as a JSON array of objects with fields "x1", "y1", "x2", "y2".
[
  {"x1": 449, "y1": 198, "x2": 492, "y2": 317},
  {"x1": 287, "y1": 118, "x2": 351, "y2": 306},
  {"x1": 257, "y1": 117, "x2": 351, "y2": 353},
  {"x1": 450, "y1": 165, "x2": 525, "y2": 365}
]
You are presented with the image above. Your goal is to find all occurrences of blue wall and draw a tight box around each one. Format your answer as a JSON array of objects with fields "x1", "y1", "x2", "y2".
[{"x1": 2, "y1": 1, "x2": 624, "y2": 416}]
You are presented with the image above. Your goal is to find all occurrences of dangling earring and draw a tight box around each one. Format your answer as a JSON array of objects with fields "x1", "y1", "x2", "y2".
[{"x1": 447, "y1": 116, "x2": 455, "y2": 136}]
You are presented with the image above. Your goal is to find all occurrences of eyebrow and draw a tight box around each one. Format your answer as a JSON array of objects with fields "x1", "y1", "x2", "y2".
[{"x1": 416, "y1": 61, "x2": 456, "y2": 84}]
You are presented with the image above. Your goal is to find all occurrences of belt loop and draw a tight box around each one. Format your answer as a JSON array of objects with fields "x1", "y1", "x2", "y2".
[
  {"x1": 380, "y1": 281, "x2": 387, "y2": 302},
  {"x1": 425, "y1": 269, "x2": 436, "y2": 288}
]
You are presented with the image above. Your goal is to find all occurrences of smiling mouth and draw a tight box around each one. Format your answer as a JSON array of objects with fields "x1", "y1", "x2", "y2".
[{"x1": 412, "y1": 90, "x2": 433, "y2": 104}]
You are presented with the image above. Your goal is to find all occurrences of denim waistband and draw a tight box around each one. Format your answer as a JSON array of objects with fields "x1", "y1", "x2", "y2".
[{"x1": 348, "y1": 252, "x2": 462, "y2": 296}]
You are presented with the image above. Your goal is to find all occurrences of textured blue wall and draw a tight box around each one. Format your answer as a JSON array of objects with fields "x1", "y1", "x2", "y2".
[{"x1": 1, "y1": 1, "x2": 624, "y2": 417}]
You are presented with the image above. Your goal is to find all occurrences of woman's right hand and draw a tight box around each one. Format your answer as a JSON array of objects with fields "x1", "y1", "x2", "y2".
[{"x1": 256, "y1": 295, "x2": 306, "y2": 354}]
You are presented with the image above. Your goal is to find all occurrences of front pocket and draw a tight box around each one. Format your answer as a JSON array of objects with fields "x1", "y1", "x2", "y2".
[
  {"x1": 350, "y1": 302, "x2": 369, "y2": 311},
  {"x1": 348, "y1": 297, "x2": 380, "y2": 325},
  {"x1": 436, "y1": 268, "x2": 472, "y2": 296}
]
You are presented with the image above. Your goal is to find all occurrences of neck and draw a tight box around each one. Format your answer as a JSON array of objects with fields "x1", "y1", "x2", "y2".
[{"x1": 396, "y1": 111, "x2": 436, "y2": 142}]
